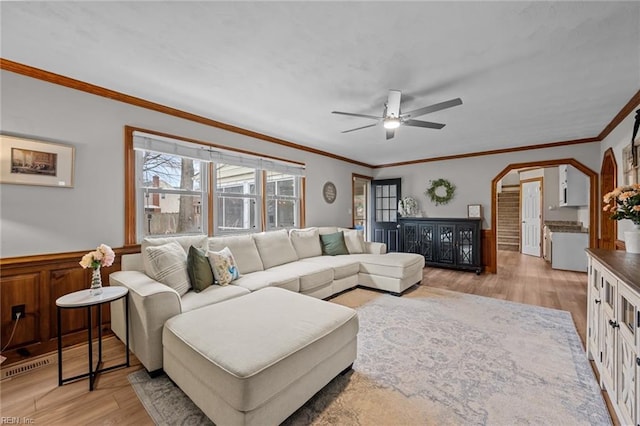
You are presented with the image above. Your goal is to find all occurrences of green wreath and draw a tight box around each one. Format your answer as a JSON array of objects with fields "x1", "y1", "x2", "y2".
[{"x1": 425, "y1": 178, "x2": 456, "y2": 206}]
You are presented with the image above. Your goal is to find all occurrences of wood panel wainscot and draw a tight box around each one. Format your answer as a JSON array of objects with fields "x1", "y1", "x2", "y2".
[
  {"x1": 0, "y1": 246, "x2": 139, "y2": 366},
  {"x1": 585, "y1": 248, "x2": 640, "y2": 425}
]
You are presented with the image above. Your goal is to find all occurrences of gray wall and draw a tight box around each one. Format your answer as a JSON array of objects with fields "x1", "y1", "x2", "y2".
[
  {"x1": 372, "y1": 142, "x2": 601, "y2": 229},
  {"x1": 0, "y1": 71, "x2": 372, "y2": 257}
]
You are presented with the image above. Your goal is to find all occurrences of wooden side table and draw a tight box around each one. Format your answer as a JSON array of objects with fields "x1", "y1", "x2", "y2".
[{"x1": 56, "y1": 286, "x2": 129, "y2": 391}]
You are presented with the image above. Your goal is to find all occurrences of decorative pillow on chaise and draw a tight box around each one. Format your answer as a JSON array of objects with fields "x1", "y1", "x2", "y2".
[
  {"x1": 320, "y1": 231, "x2": 349, "y2": 256},
  {"x1": 145, "y1": 241, "x2": 191, "y2": 296},
  {"x1": 208, "y1": 247, "x2": 240, "y2": 286},
  {"x1": 187, "y1": 245, "x2": 214, "y2": 292}
]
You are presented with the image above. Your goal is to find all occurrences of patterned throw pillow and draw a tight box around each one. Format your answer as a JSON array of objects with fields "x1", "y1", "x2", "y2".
[
  {"x1": 207, "y1": 247, "x2": 240, "y2": 286},
  {"x1": 145, "y1": 241, "x2": 191, "y2": 296}
]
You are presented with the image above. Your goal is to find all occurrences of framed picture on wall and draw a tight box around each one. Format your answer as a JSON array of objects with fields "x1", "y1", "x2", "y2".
[
  {"x1": 0, "y1": 134, "x2": 75, "y2": 188},
  {"x1": 622, "y1": 144, "x2": 639, "y2": 185}
]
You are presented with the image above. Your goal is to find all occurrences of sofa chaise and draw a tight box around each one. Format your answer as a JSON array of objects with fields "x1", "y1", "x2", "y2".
[{"x1": 110, "y1": 227, "x2": 424, "y2": 374}]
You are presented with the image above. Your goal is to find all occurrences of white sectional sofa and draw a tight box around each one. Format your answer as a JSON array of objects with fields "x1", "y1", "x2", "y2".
[{"x1": 110, "y1": 227, "x2": 424, "y2": 373}]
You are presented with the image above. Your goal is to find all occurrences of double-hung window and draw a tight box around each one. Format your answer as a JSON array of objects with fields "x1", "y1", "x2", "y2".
[
  {"x1": 129, "y1": 128, "x2": 305, "y2": 243},
  {"x1": 266, "y1": 171, "x2": 299, "y2": 230},
  {"x1": 134, "y1": 135, "x2": 209, "y2": 239},
  {"x1": 215, "y1": 164, "x2": 260, "y2": 233}
]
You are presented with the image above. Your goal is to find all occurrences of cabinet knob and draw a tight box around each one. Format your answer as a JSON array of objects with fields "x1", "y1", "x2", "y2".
[
  {"x1": 609, "y1": 319, "x2": 620, "y2": 328},
  {"x1": 595, "y1": 299, "x2": 601, "y2": 304},
  {"x1": 636, "y1": 357, "x2": 640, "y2": 366}
]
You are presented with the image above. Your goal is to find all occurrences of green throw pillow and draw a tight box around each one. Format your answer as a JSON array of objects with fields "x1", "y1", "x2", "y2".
[
  {"x1": 320, "y1": 231, "x2": 349, "y2": 256},
  {"x1": 187, "y1": 245, "x2": 214, "y2": 292}
]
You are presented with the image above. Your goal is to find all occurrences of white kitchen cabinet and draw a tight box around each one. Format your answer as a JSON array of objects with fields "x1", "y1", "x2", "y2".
[
  {"x1": 587, "y1": 250, "x2": 640, "y2": 426},
  {"x1": 559, "y1": 164, "x2": 588, "y2": 207}
]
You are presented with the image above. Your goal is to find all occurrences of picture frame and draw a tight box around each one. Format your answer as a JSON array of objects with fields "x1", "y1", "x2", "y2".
[
  {"x1": 622, "y1": 143, "x2": 639, "y2": 185},
  {"x1": 322, "y1": 181, "x2": 337, "y2": 204},
  {"x1": 467, "y1": 204, "x2": 482, "y2": 218},
  {"x1": 0, "y1": 134, "x2": 75, "y2": 188}
]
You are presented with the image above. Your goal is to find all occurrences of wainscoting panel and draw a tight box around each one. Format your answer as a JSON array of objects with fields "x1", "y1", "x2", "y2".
[
  {"x1": 0, "y1": 246, "x2": 139, "y2": 365},
  {"x1": 481, "y1": 229, "x2": 496, "y2": 273},
  {"x1": 0, "y1": 273, "x2": 40, "y2": 349}
]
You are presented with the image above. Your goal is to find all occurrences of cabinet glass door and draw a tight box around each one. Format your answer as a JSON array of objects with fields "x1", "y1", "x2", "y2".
[
  {"x1": 621, "y1": 294, "x2": 636, "y2": 336},
  {"x1": 418, "y1": 223, "x2": 435, "y2": 262},
  {"x1": 456, "y1": 225, "x2": 475, "y2": 266},
  {"x1": 437, "y1": 224, "x2": 454, "y2": 264},
  {"x1": 402, "y1": 223, "x2": 419, "y2": 254}
]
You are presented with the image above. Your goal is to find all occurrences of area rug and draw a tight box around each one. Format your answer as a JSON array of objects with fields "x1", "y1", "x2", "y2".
[{"x1": 129, "y1": 290, "x2": 611, "y2": 425}]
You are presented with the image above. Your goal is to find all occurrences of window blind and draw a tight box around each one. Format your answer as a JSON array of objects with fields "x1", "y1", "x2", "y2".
[{"x1": 133, "y1": 131, "x2": 306, "y2": 176}]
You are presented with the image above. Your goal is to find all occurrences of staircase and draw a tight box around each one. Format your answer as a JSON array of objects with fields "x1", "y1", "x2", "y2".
[{"x1": 497, "y1": 189, "x2": 520, "y2": 252}]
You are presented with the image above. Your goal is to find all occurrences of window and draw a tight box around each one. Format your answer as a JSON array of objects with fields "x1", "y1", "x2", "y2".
[
  {"x1": 215, "y1": 164, "x2": 259, "y2": 233},
  {"x1": 137, "y1": 151, "x2": 207, "y2": 238},
  {"x1": 266, "y1": 171, "x2": 299, "y2": 230},
  {"x1": 128, "y1": 128, "x2": 305, "y2": 243}
]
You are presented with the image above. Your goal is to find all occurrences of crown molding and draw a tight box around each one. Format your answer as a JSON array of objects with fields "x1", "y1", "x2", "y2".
[
  {"x1": 2, "y1": 58, "x2": 638, "y2": 169},
  {"x1": 0, "y1": 58, "x2": 372, "y2": 169}
]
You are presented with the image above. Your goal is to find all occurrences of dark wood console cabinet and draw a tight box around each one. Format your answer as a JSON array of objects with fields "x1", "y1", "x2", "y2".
[{"x1": 399, "y1": 217, "x2": 483, "y2": 274}]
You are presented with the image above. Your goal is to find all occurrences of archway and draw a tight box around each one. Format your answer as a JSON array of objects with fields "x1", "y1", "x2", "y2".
[
  {"x1": 599, "y1": 148, "x2": 617, "y2": 249},
  {"x1": 489, "y1": 158, "x2": 598, "y2": 273}
]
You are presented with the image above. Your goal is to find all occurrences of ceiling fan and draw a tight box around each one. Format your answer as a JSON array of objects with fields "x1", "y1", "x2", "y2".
[{"x1": 332, "y1": 90, "x2": 463, "y2": 140}]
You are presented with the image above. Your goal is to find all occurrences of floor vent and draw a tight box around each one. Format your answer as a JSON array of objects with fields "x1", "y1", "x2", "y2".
[{"x1": 0, "y1": 354, "x2": 57, "y2": 380}]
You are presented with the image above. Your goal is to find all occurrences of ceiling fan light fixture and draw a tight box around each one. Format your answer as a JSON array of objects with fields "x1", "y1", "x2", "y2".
[{"x1": 384, "y1": 118, "x2": 400, "y2": 129}]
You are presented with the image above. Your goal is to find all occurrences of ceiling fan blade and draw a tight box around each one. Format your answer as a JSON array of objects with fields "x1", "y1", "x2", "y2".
[
  {"x1": 401, "y1": 98, "x2": 463, "y2": 119},
  {"x1": 403, "y1": 119, "x2": 446, "y2": 129},
  {"x1": 342, "y1": 123, "x2": 378, "y2": 133},
  {"x1": 332, "y1": 111, "x2": 381, "y2": 120},
  {"x1": 386, "y1": 90, "x2": 401, "y2": 118},
  {"x1": 386, "y1": 128, "x2": 395, "y2": 140}
]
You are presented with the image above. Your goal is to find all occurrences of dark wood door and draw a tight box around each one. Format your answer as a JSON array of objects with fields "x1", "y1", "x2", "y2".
[
  {"x1": 600, "y1": 149, "x2": 617, "y2": 249},
  {"x1": 371, "y1": 178, "x2": 401, "y2": 252}
]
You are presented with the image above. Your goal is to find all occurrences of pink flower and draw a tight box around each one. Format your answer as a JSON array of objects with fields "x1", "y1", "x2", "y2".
[{"x1": 79, "y1": 244, "x2": 115, "y2": 269}]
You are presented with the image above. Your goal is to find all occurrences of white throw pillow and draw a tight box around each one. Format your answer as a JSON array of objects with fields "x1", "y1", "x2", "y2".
[
  {"x1": 252, "y1": 229, "x2": 299, "y2": 269},
  {"x1": 289, "y1": 228, "x2": 322, "y2": 259},
  {"x1": 142, "y1": 235, "x2": 207, "y2": 278},
  {"x1": 340, "y1": 228, "x2": 365, "y2": 254},
  {"x1": 145, "y1": 241, "x2": 191, "y2": 296},
  {"x1": 207, "y1": 247, "x2": 240, "y2": 286}
]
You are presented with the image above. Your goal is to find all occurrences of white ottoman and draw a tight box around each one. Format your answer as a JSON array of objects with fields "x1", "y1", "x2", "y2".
[
  {"x1": 351, "y1": 252, "x2": 425, "y2": 295},
  {"x1": 163, "y1": 287, "x2": 358, "y2": 426}
]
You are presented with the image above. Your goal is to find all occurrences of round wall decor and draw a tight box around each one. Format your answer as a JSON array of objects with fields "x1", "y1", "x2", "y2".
[
  {"x1": 323, "y1": 181, "x2": 337, "y2": 204},
  {"x1": 425, "y1": 178, "x2": 456, "y2": 206}
]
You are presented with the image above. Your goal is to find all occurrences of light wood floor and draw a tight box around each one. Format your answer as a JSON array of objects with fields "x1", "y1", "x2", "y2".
[{"x1": 0, "y1": 251, "x2": 595, "y2": 424}]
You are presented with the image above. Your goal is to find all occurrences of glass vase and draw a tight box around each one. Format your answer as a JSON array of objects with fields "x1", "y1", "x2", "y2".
[{"x1": 90, "y1": 266, "x2": 103, "y2": 296}]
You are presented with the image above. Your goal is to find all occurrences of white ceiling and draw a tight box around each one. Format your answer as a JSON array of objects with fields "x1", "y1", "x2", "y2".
[{"x1": 2, "y1": 1, "x2": 639, "y2": 166}]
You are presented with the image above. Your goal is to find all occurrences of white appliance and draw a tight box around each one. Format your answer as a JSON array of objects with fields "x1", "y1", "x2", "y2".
[{"x1": 550, "y1": 231, "x2": 589, "y2": 272}]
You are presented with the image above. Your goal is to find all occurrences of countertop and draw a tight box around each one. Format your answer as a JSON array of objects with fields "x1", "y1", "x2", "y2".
[
  {"x1": 544, "y1": 221, "x2": 588, "y2": 234},
  {"x1": 586, "y1": 248, "x2": 640, "y2": 293}
]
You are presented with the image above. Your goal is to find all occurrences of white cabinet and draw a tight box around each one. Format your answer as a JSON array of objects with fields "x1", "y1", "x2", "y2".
[
  {"x1": 559, "y1": 164, "x2": 588, "y2": 207},
  {"x1": 618, "y1": 284, "x2": 639, "y2": 425},
  {"x1": 587, "y1": 252, "x2": 640, "y2": 425}
]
